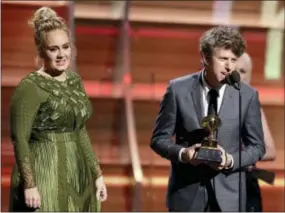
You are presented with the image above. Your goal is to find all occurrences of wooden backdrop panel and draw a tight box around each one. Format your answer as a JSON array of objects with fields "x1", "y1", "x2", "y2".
[
  {"x1": 231, "y1": 1, "x2": 262, "y2": 13},
  {"x1": 130, "y1": 23, "x2": 268, "y2": 85},
  {"x1": 75, "y1": 19, "x2": 119, "y2": 81},
  {"x1": 130, "y1": 1, "x2": 213, "y2": 10},
  {"x1": 86, "y1": 97, "x2": 127, "y2": 163},
  {"x1": 131, "y1": 0, "x2": 261, "y2": 13}
]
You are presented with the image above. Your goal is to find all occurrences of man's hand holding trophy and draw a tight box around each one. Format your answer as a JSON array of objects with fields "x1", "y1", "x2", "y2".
[
  {"x1": 181, "y1": 89, "x2": 233, "y2": 170},
  {"x1": 181, "y1": 114, "x2": 232, "y2": 170}
]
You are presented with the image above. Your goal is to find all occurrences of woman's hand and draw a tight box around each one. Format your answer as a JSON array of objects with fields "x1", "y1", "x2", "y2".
[
  {"x1": 95, "y1": 176, "x2": 107, "y2": 202},
  {"x1": 24, "y1": 187, "x2": 41, "y2": 209}
]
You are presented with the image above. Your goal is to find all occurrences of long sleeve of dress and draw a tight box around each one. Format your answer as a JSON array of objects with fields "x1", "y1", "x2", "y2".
[
  {"x1": 79, "y1": 126, "x2": 102, "y2": 179},
  {"x1": 10, "y1": 80, "x2": 43, "y2": 189}
]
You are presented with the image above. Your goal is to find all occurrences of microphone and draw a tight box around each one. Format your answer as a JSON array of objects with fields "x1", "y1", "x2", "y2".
[{"x1": 224, "y1": 70, "x2": 241, "y2": 90}]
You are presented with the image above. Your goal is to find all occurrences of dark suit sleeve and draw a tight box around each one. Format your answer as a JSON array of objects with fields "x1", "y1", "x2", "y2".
[
  {"x1": 150, "y1": 82, "x2": 184, "y2": 162},
  {"x1": 230, "y1": 91, "x2": 265, "y2": 171}
]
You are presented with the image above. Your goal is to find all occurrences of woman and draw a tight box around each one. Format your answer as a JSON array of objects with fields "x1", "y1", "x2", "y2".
[
  {"x1": 9, "y1": 7, "x2": 107, "y2": 212},
  {"x1": 236, "y1": 52, "x2": 276, "y2": 212}
]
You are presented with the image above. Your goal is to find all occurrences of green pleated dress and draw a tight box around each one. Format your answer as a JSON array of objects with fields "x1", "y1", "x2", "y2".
[{"x1": 9, "y1": 71, "x2": 102, "y2": 212}]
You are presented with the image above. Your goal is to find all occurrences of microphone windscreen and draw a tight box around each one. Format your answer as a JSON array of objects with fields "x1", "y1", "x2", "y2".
[
  {"x1": 230, "y1": 70, "x2": 241, "y2": 83},
  {"x1": 224, "y1": 73, "x2": 233, "y2": 85}
]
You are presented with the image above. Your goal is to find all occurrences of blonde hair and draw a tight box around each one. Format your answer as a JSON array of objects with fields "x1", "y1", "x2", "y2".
[{"x1": 28, "y1": 7, "x2": 70, "y2": 57}]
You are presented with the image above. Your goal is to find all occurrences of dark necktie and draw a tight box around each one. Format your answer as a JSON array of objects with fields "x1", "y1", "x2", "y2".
[
  {"x1": 203, "y1": 88, "x2": 222, "y2": 211},
  {"x1": 207, "y1": 89, "x2": 219, "y2": 116}
]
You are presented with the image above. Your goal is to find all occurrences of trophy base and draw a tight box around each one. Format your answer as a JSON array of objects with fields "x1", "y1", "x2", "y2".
[{"x1": 195, "y1": 146, "x2": 222, "y2": 164}]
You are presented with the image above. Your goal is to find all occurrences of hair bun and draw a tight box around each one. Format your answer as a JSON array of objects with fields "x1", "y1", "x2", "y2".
[{"x1": 28, "y1": 7, "x2": 58, "y2": 30}]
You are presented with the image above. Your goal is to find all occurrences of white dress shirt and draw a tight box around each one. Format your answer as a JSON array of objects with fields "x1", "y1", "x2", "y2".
[
  {"x1": 178, "y1": 73, "x2": 234, "y2": 168},
  {"x1": 201, "y1": 73, "x2": 226, "y2": 116}
]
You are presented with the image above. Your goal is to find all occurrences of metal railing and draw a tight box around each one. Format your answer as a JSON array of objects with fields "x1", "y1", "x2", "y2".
[
  {"x1": 124, "y1": 84, "x2": 143, "y2": 211},
  {"x1": 114, "y1": 0, "x2": 144, "y2": 211}
]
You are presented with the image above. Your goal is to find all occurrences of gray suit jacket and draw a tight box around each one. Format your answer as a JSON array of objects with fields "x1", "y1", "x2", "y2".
[{"x1": 150, "y1": 71, "x2": 265, "y2": 211}]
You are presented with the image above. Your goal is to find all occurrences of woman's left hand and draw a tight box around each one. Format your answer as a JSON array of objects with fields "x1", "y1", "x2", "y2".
[{"x1": 95, "y1": 176, "x2": 107, "y2": 202}]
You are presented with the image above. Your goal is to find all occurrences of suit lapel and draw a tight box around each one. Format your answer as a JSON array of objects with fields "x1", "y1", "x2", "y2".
[
  {"x1": 189, "y1": 72, "x2": 237, "y2": 126},
  {"x1": 191, "y1": 72, "x2": 204, "y2": 124},
  {"x1": 218, "y1": 85, "x2": 236, "y2": 120}
]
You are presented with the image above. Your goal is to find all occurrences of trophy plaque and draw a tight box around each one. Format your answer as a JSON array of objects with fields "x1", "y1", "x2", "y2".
[{"x1": 194, "y1": 115, "x2": 222, "y2": 163}]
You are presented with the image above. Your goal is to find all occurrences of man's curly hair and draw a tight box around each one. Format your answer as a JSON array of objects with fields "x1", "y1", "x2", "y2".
[{"x1": 199, "y1": 26, "x2": 246, "y2": 59}]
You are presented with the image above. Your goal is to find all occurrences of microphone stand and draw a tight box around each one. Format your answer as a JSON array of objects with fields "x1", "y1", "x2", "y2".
[
  {"x1": 226, "y1": 71, "x2": 242, "y2": 211},
  {"x1": 237, "y1": 83, "x2": 242, "y2": 212}
]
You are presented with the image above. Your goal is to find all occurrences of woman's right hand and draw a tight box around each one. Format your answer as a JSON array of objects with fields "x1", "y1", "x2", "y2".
[{"x1": 24, "y1": 187, "x2": 41, "y2": 209}]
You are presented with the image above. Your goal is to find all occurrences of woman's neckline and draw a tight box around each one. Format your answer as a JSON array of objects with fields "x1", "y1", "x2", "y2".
[{"x1": 34, "y1": 69, "x2": 69, "y2": 83}]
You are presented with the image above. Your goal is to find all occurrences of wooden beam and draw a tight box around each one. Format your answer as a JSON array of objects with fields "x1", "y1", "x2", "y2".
[
  {"x1": 1, "y1": 0, "x2": 67, "y2": 6},
  {"x1": 74, "y1": 2, "x2": 284, "y2": 29}
]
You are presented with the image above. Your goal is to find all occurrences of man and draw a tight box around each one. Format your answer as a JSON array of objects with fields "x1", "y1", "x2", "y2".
[
  {"x1": 236, "y1": 52, "x2": 276, "y2": 212},
  {"x1": 150, "y1": 26, "x2": 265, "y2": 212}
]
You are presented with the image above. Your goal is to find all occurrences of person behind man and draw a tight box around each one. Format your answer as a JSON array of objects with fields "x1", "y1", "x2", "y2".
[
  {"x1": 236, "y1": 52, "x2": 276, "y2": 212},
  {"x1": 150, "y1": 26, "x2": 265, "y2": 212}
]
